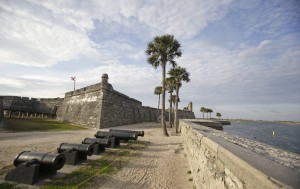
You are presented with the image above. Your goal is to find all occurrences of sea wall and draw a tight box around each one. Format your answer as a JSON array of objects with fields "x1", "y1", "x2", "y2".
[{"x1": 180, "y1": 120, "x2": 289, "y2": 189}]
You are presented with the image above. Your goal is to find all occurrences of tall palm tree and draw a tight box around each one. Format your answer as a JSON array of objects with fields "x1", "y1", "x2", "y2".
[
  {"x1": 146, "y1": 34, "x2": 182, "y2": 136},
  {"x1": 216, "y1": 112, "x2": 222, "y2": 119},
  {"x1": 200, "y1": 107, "x2": 206, "y2": 119},
  {"x1": 168, "y1": 66, "x2": 190, "y2": 133},
  {"x1": 154, "y1": 86, "x2": 162, "y2": 119},
  {"x1": 166, "y1": 77, "x2": 176, "y2": 128}
]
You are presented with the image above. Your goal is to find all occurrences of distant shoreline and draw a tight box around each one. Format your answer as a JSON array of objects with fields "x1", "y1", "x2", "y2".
[{"x1": 229, "y1": 119, "x2": 300, "y2": 125}]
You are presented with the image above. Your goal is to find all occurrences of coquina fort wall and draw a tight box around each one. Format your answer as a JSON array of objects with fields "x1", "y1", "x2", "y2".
[
  {"x1": 56, "y1": 73, "x2": 195, "y2": 129},
  {"x1": 1, "y1": 96, "x2": 63, "y2": 118}
]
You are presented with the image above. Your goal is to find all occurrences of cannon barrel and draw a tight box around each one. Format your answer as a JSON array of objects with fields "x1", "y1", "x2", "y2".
[
  {"x1": 94, "y1": 131, "x2": 138, "y2": 140},
  {"x1": 57, "y1": 143, "x2": 94, "y2": 156},
  {"x1": 109, "y1": 129, "x2": 144, "y2": 137},
  {"x1": 14, "y1": 151, "x2": 65, "y2": 170},
  {"x1": 82, "y1": 138, "x2": 110, "y2": 147}
]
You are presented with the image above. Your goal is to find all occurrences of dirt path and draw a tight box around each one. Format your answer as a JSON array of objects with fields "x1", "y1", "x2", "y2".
[
  {"x1": 86, "y1": 123, "x2": 194, "y2": 189},
  {"x1": 0, "y1": 122, "x2": 193, "y2": 188}
]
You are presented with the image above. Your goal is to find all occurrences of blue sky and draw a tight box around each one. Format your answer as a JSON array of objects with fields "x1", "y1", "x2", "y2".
[{"x1": 0, "y1": 0, "x2": 299, "y2": 121}]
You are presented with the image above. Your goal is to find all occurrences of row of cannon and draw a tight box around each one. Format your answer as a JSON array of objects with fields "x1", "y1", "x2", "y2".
[{"x1": 5, "y1": 129, "x2": 145, "y2": 185}]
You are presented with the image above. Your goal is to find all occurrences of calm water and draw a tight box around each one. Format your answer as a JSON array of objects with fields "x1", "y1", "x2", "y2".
[{"x1": 223, "y1": 122, "x2": 300, "y2": 154}]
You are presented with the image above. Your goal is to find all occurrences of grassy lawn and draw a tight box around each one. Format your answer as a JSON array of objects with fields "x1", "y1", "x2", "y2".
[{"x1": 1, "y1": 118, "x2": 85, "y2": 132}]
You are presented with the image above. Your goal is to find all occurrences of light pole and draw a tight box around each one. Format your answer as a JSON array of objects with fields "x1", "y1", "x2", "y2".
[{"x1": 71, "y1": 77, "x2": 76, "y2": 91}]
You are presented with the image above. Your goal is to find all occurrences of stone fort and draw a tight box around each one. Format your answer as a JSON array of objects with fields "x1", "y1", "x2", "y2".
[{"x1": 0, "y1": 74, "x2": 195, "y2": 128}]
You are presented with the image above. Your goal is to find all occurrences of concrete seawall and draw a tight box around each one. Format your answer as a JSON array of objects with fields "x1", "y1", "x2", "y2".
[{"x1": 180, "y1": 120, "x2": 299, "y2": 188}]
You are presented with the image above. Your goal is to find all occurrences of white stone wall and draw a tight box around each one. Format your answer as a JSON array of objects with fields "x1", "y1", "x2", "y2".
[{"x1": 180, "y1": 120, "x2": 289, "y2": 189}]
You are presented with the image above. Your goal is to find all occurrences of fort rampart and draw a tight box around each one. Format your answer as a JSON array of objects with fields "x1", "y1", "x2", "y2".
[
  {"x1": 1, "y1": 96, "x2": 63, "y2": 118},
  {"x1": 56, "y1": 74, "x2": 195, "y2": 129}
]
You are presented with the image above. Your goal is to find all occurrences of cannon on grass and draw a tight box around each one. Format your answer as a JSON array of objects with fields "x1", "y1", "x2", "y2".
[
  {"x1": 94, "y1": 131, "x2": 138, "y2": 148},
  {"x1": 82, "y1": 138, "x2": 110, "y2": 155},
  {"x1": 57, "y1": 143, "x2": 94, "y2": 165},
  {"x1": 5, "y1": 151, "x2": 65, "y2": 185},
  {"x1": 109, "y1": 129, "x2": 144, "y2": 137}
]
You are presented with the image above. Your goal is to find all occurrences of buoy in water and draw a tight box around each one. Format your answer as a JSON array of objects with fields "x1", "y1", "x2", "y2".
[{"x1": 272, "y1": 130, "x2": 275, "y2": 138}]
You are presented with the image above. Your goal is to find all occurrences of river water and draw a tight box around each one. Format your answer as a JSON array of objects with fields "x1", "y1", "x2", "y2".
[{"x1": 223, "y1": 121, "x2": 300, "y2": 154}]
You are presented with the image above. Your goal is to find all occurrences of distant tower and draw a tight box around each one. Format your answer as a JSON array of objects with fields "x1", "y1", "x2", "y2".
[
  {"x1": 101, "y1": 73, "x2": 109, "y2": 89},
  {"x1": 188, "y1": 102, "x2": 193, "y2": 111}
]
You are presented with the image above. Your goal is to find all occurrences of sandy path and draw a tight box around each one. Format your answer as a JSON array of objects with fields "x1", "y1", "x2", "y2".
[
  {"x1": 86, "y1": 123, "x2": 193, "y2": 189},
  {"x1": 0, "y1": 122, "x2": 193, "y2": 189}
]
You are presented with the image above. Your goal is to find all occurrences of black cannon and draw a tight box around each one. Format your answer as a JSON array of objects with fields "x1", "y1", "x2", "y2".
[
  {"x1": 94, "y1": 131, "x2": 138, "y2": 148},
  {"x1": 57, "y1": 143, "x2": 94, "y2": 165},
  {"x1": 94, "y1": 131, "x2": 138, "y2": 140},
  {"x1": 109, "y1": 129, "x2": 145, "y2": 137},
  {"x1": 5, "y1": 151, "x2": 65, "y2": 185},
  {"x1": 82, "y1": 138, "x2": 110, "y2": 154}
]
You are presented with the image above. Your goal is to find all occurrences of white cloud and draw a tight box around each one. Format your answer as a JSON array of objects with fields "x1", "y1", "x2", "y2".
[
  {"x1": 0, "y1": 78, "x2": 25, "y2": 88},
  {"x1": 136, "y1": 0, "x2": 233, "y2": 38},
  {"x1": 0, "y1": 1, "x2": 99, "y2": 67}
]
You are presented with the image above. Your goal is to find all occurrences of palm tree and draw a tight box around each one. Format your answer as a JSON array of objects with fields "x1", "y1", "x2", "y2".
[
  {"x1": 216, "y1": 112, "x2": 222, "y2": 119},
  {"x1": 207, "y1": 108, "x2": 213, "y2": 119},
  {"x1": 166, "y1": 77, "x2": 176, "y2": 128},
  {"x1": 154, "y1": 86, "x2": 162, "y2": 120},
  {"x1": 146, "y1": 34, "x2": 182, "y2": 136},
  {"x1": 168, "y1": 66, "x2": 190, "y2": 133},
  {"x1": 200, "y1": 107, "x2": 206, "y2": 119}
]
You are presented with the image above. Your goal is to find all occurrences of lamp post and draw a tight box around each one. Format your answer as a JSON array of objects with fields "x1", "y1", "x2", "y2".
[{"x1": 71, "y1": 77, "x2": 76, "y2": 91}]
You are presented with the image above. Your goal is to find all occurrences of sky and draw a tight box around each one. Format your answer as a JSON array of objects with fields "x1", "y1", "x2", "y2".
[{"x1": 0, "y1": 0, "x2": 300, "y2": 121}]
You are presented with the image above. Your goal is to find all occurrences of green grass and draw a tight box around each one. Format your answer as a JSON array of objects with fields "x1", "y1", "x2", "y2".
[
  {"x1": 1, "y1": 118, "x2": 85, "y2": 132},
  {"x1": 0, "y1": 182, "x2": 17, "y2": 189}
]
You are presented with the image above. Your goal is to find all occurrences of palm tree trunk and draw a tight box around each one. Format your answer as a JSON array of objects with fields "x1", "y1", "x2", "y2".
[
  {"x1": 161, "y1": 63, "x2": 169, "y2": 136},
  {"x1": 202, "y1": 112, "x2": 204, "y2": 119},
  {"x1": 169, "y1": 92, "x2": 173, "y2": 128},
  {"x1": 174, "y1": 84, "x2": 179, "y2": 133},
  {"x1": 157, "y1": 94, "x2": 160, "y2": 122}
]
